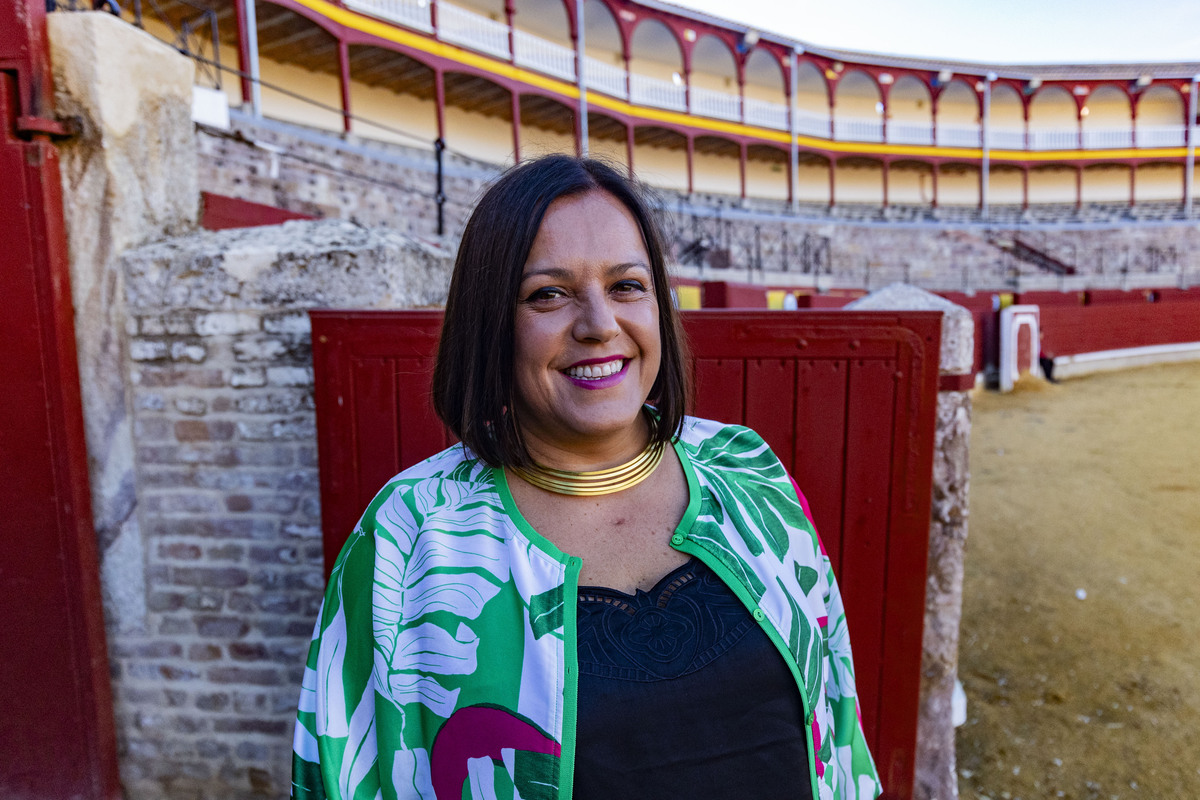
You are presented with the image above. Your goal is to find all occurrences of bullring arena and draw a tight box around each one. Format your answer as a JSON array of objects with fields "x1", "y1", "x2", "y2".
[{"x1": 2, "y1": 0, "x2": 1200, "y2": 797}]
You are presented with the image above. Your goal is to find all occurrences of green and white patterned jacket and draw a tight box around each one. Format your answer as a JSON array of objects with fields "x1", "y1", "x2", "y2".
[{"x1": 292, "y1": 417, "x2": 883, "y2": 800}]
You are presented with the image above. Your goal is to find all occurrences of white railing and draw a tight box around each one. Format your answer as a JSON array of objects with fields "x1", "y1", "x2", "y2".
[
  {"x1": 629, "y1": 73, "x2": 686, "y2": 112},
  {"x1": 437, "y1": 2, "x2": 510, "y2": 61},
  {"x1": 989, "y1": 128, "x2": 1025, "y2": 149},
  {"x1": 691, "y1": 85, "x2": 740, "y2": 122},
  {"x1": 1136, "y1": 125, "x2": 1186, "y2": 148},
  {"x1": 887, "y1": 121, "x2": 933, "y2": 145},
  {"x1": 834, "y1": 116, "x2": 883, "y2": 142},
  {"x1": 583, "y1": 56, "x2": 627, "y2": 99},
  {"x1": 1029, "y1": 129, "x2": 1080, "y2": 150},
  {"x1": 744, "y1": 98, "x2": 788, "y2": 130},
  {"x1": 1082, "y1": 128, "x2": 1134, "y2": 149},
  {"x1": 793, "y1": 109, "x2": 830, "y2": 138},
  {"x1": 346, "y1": 0, "x2": 432, "y2": 31},
  {"x1": 938, "y1": 124, "x2": 980, "y2": 147},
  {"x1": 513, "y1": 30, "x2": 574, "y2": 81}
]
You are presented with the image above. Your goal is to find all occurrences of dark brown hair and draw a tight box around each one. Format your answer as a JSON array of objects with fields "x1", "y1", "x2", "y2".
[{"x1": 432, "y1": 154, "x2": 689, "y2": 467}]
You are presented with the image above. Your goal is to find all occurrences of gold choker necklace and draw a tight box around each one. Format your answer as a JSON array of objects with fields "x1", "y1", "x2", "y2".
[{"x1": 513, "y1": 439, "x2": 665, "y2": 496}]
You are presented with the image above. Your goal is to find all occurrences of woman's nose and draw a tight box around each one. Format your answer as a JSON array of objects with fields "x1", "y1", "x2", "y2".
[{"x1": 573, "y1": 290, "x2": 620, "y2": 342}]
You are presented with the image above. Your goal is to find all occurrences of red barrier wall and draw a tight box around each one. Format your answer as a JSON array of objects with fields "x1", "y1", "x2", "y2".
[
  {"x1": 310, "y1": 309, "x2": 943, "y2": 800},
  {"x1": 1040, "y1": 301, "x2": 1200, "y2": 356}
]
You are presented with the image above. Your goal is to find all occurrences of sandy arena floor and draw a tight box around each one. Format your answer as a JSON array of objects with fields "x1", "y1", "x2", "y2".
[{"x1": 956, "y1": 361, "x2": 1200, "y2": 800}]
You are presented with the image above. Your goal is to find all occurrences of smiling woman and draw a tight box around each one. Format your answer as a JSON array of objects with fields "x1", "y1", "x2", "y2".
[{"x1": 290, "y1": 155, "x2": 883, "y2": 800}]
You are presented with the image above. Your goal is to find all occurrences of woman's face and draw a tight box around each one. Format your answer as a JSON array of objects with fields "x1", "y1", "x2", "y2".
[{"x1": 512, "y1": 190, "x2": 661, "y2": 458}]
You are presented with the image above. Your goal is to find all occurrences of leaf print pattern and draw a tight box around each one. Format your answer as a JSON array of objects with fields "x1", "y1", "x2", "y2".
[{"x1": 291, "y1": 419, "x2": 880, "y2": 800}]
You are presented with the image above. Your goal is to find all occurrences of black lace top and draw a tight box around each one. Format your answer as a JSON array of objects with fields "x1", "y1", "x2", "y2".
[{"x1": 573, "y1": 558, "x2": 814, "y2": 799}]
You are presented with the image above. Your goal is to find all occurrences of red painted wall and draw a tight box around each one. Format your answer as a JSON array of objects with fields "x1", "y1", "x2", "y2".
[
  {"x1": 200, "y1": 191, "x2": 317, "y2": 230},
  {"x1": 310, "y1": 309, "x2": 943, "y2": 800},
  {"x1": 1040, "y1": 301, "x2": 1200, "y2": 357}
]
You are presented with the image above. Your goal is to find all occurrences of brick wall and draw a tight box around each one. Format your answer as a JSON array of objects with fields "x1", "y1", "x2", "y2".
[{"x1": 111, "y1": 221, "x2": 451, "y2": 798}]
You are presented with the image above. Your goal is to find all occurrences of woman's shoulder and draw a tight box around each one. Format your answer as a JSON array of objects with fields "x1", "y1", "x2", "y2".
[
  {"x1": 678, "y1": 416, "x2": 773, "y2": 461},
  {"x1": 360, "y1": 444, "x2": 497, "y2": 522}
]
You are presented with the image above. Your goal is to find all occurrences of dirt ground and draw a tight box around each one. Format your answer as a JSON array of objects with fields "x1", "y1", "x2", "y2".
[{"x1": 956, "y1": 361, "x2": 1200, "y2": 800}]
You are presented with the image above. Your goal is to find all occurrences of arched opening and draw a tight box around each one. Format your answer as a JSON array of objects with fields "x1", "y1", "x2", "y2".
[
  {"x1": 580, "y1": 0, "x2": 625, "y2": 97},
  {"x1": 347, "y1": 45, "x2": 438, "y2": 149},
  {"x1": 888, "y1": 160, "x2": 934, "y2": 205},
  {"x1": 1136, "y1": 86, "x2": 1185, "y2": 147},
  {"x1": 1134, "y1": 162, "x2": 1184, "y2": 204},
  {"x1": 887, "y1": 75, "x2": 932, "y2": 145},
  {"x1": 834, "y1": 156, "x2": 884, "y2": 203},
  {"x1": 586, "y1": 110, "x2": 629, "y2": 170},
  {"x1": 1082, "y1": 163, "x2": 1133, "y2": 204},
  {"x1": 989, "y1": 83, "x2": 1025, "y2": 149},
  {"x1": 938, "y1": 162, "x2": 980, "y2": 206},
  {"x1": 518, "y1": 92, "x2": 577, "y2": 159},
  {"x1": 1081, "y1": 86, "x2": 1132, "y2": 149},
  {"x1": 989, "y1": 165, "x2": 1024, "y2": 206},
  {"x1": 746, "y1": 143, "x2": 789, "y2": 201},
  {"x1": 513, "y1": 0, "x2": 574, "y2": 81},
  {"x1": 743, "y1": 48, "x2": 787, "y2": 130},
  {"x1": 629, "y1": 19, "x2": 685, "y2": 111},
  {"x1": 937, "y1": 80, "x2": 979, "y2": 147},
  {"x1": 833, "y1": 71, "x2": 882, "y2": 142},
  {"x1": 1028, "y1": 86, "x2": 1078, "y2": 150},
  {"x1": 796, "y1": 152, "x2": 831, "y2": 204},
  {"x1": 251, "y1": 5, "x2": 342, "y2": 131},
  {"x1": 692, "y1": 135, "x2": 741, "y2": 196},
  {"x1": 794, "y1": 61, "x2": 829, "y2": 137},
  {"x1": 633, "y1": 125, "x2": 688, "y2": 192},
  {"x1": 690, "y1": 35, "x2": 739, "y2": 121},
  {"x1": 1028, "y1": 164, "x2": 1077, "y2": 204},
  {"x1": 444, "y1": 71, "x2": 515, "y2": 164}
]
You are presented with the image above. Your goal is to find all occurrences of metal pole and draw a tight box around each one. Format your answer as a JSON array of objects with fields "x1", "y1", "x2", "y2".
[
  {"x1": 981, "y1": 72, "x2": 994, "y2": 220},
  {"x1": 789, "y1": 47, "x2": 800, "y2": 214},
  {"x1": 1186, "y1": 75, "x2": 1199, "y2": 217},
  {"x1": 575, "y1": 0, "x2": 588, "y2": 157},
  {"x1": 435, "y1": 138, "x2": 445, "y2": 236},
  {"x1": 243, "y1": 0, "x2": 261, "y2": 117}
]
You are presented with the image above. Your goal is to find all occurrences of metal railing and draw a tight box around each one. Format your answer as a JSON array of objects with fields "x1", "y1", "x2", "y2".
[
  {"x1": 1136, "y1": 125, "x2": 1186, "y2": 148},
  {"x1": 834, "y1": 116, "x2": 884, "y2": 143},
  {"x1": 794, "y1": 109, "x2": 831, "y2": 138},
  {"x1": 629, "y1": 73, "x2": 686, "y2": 112},
  {"x1": 888, "y1": 121, "x2": 933, "y2": 146},
  {"x1": 690, "y1": 86, "x2": 740, "y2": 122},
  {"x1": 346, "y1": 0, "x2": 432, "y2": 33},
  {"x1": 744, "y1": 98, "x2": 788, "y2": 130},
  {"x1": 437, "y1": 2, "x2": 510, "y2": 60},
  {"x1": 1082, "y1": 128, "x2": 1134, "y2": 149},
  {"x1": 583, "y1": 56, "x2": 628, "y2": 99},
  {"x1": 938, "y1": 125, "x2": 981, "y2": 148},
  {"x1": 513, "y1": 30, "x2": 575, "y2": 81}
]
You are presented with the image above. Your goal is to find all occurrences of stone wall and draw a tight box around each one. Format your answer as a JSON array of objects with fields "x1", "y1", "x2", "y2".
[
  {"x1": 199, "y1": 115, "x2": 1200, "y2": 292},
  {"x1": 114, "y1": 221, "x2": 451, "y2": 798}
]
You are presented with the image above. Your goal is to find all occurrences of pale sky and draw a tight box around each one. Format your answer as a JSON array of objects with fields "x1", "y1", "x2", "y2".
[{"x1": 669, "y1": 0, "x2": 1200, "y2": 65}]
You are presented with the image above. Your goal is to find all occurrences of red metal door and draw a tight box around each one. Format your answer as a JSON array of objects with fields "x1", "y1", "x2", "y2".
[
  {"x1": 311, "y1": 308, "x2": 941, "y2": 799},
  {"x1": 0, "y1": 2, "x2": 120, "y2": 797}
]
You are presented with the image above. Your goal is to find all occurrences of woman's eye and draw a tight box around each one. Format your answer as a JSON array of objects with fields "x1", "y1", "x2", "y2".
[
  {"x1": 527, "y1": 287, "x2": 564, "y2": 302},
  {"x1": 613, "y1": 280, "x2": 647, "y2": 294}
]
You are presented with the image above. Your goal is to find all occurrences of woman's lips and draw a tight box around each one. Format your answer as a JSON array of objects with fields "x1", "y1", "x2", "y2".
[{"x1": 562, "y1": 358, "x2": 629, "y2": 390}]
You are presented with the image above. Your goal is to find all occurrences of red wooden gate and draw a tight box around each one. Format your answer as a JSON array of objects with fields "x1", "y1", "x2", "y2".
[
  {"x1": 1, "y1": 2, "x2": 120, "y2": 797},
  {"x1": 311, "y1": 308, "x2": 942, "y2": 800}
]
